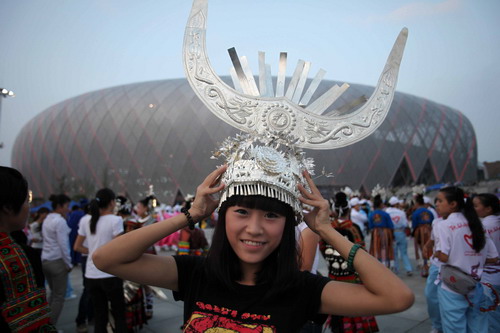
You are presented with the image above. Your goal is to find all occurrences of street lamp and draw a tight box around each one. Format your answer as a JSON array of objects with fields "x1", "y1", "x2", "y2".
[
  {"x1": 1, "y1": 88, "x2": 15, "y2": 98},
  {"x1": 0, "y1": 87, "x2": 16, "y2": 148}
]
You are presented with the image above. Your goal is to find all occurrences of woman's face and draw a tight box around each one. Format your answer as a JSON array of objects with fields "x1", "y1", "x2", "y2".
[
  {"x1": 225, "y1": 205, "x2": 286, "y2": 270},
  {"x1": 135, "y1": 202, "x2": 148, "y2": 217},
  {"x1": 473, "y1": 197, "x2": 492, "y2": 218},
  {"x1": 435, "y1": 192, "x2": 456, "y2": 219}
]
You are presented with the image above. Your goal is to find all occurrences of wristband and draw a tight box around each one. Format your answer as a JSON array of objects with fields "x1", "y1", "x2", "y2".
[
  {"x1": 181, "y1": 207, "x2": 196, "y2": 230},
  {"x1": 347, "y1": 243, "x2": 362, "y2": 271}
]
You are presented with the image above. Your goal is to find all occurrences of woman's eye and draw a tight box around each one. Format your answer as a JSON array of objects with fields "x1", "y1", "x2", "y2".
[
  {"x1": 235, "y1": 209, "x2": 248, "y2": 215},
  {"x1": 265, "y1": 212, "x2": 280, "y2": 219}
]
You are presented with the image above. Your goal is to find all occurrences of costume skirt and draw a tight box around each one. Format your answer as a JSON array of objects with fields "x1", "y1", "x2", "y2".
[
  {"x1": 327, "y1": 275, "x2": 379, "y2": 332},
  {"x1": 156, "y1": 230, "x2": 180, "y2": 248},
  {"x1": 414, "y1": 224, "x2": 431, "y2": 260},
  {"x1": 369, "y1": 228, "x2": 394, "y2": 264},
  {"x1": 328, "y1": 313, "x2": 379, "y2": 332},
  {"x1": 124, "y1": 282, "x2": 147, "y2": 332}
]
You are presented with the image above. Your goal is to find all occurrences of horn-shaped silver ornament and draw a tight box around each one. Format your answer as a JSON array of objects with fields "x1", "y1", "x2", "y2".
[{"x1": 183, "y1": 0, "x2": 408, "y2": 150}]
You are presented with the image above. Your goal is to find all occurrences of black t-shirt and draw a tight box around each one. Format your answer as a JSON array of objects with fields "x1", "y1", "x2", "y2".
[{"x1": 174, "y1": 255, "x2": 330, "y2": 332}]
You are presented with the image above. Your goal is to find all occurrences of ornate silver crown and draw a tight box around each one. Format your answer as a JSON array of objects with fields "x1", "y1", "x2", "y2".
[
  {"x1": 212, "y1": 133, "x2": 314, "y2": 215},
  {"x1": 183, "y1": 0, "x2": 408, "y2": 214}
]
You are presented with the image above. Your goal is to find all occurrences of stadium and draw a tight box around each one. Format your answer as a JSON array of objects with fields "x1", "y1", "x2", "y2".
[{"x1": 12, "y1": 78, "x2": 477, "y2": 203}]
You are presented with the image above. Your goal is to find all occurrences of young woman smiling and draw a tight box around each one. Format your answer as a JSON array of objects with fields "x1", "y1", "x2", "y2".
[{"x1": 93, "y1": 166, "x2": 414, "y2": 332}]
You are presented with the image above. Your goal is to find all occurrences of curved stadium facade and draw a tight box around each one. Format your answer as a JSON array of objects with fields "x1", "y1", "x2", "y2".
[{"x1": 12, "y1": 78, "x2": 477, "y2": 203}]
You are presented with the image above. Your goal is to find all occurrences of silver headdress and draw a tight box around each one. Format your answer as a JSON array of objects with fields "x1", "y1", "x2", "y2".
[
  {"x1": 213, "y1": 133, "x2": 314, "y2": 215},
  {"x1": 183, "y1": 0, "x2": 408, "y2": 215}
]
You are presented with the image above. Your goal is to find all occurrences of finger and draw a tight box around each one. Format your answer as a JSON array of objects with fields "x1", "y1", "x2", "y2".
[
  {"x1": 201, "y1": 164, "x2": 227, "y2": 188},
  {"x1": 209, "y1": 169, "x2": 226, "y2": 188},
  {"x1": 298, "y1": 195, "x2": 316, "y2": 206},
  {"x1": 298, "y1": 184, "x2": 313, "y2": 199},
  {"x1": 299, "y1": 194, "x2": 329, "y2": 210},
  {"x1": 298, "y1": 183, "x2": 319, "y2": 200},
  {"x1": 206, "y1": 182, "x2": 225, "y2": 195},
  {"x1": 302, "y1": 170, "x2": 321, "y2": 196}
]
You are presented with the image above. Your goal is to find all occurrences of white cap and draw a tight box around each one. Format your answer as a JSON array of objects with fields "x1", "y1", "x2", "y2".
[
  {"x1": 359, "y1": 199, "x2": 368, "y2": 204},
  {"x1": 424, "y1": 196, "x2": 431, "y2": 204},
  {"x1": 349, "y1": 198, "x2": 360, "y2": 206},
  {"x1": 388, "y1": 196, "x2": 399, "y2": 206}
]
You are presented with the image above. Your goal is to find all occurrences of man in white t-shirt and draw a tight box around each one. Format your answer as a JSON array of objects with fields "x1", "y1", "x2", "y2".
[
  {"x1": 350, "y1": 198, "x2": 367, "y2": 236},
  {"x1": 386, "y1": 196, "x2": 412, "y2": 276}
]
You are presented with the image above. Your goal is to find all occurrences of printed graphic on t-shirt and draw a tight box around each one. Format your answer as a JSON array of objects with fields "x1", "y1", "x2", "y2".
[
  {"x1": 461, "y1": 233, "x2": 483, "y2": 257},
  {"x1": 419, "y1": 211, "x2": 432, "y2": 223},
  {"x1": 373, "y1": 214, "x2": 382, "y2": 223},
  {"x1": 464, "y1": 234, "x2": 474, "y2": 249},
  {"x1": 183, "y1": 302, "x2": 276, "y2": 332}
]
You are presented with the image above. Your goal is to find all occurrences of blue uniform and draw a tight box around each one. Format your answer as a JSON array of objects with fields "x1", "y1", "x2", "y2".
[
  {"x1": 368, "y1": 210, "x2": 394, "y2": 230},
  {"x1": 411, "y1": 207, "x2": 434, "y2": 231}
]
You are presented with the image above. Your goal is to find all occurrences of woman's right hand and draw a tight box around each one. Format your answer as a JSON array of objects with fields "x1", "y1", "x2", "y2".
[
  {"x1": 189, "y1": 165, "x2": 227, "y2": 221},
  {"x1": 298, "y1": 170, "x2": 331, "y2": 235}
]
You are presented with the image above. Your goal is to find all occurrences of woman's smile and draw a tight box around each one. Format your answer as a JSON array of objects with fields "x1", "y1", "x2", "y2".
[
  {"x1": 226, "y1": 205, "x2": 286, "y2": 266},
  {"x1": 241, "y1": 239, "x2": 267, "y2": 248}
]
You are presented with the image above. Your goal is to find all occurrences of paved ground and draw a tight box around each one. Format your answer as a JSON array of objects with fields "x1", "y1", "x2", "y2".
[{"x1": 56, "y1": 229, "x2": 433, "y2": 332}]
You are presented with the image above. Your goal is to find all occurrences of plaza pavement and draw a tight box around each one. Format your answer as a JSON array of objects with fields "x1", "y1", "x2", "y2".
[{"x1": 57, "y1": 228, "x2": 433, "y2": 332}]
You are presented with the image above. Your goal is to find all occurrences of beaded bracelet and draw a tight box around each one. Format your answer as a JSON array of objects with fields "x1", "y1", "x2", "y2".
[
  {"x1": 347, "y1": 243, "x2": 362, "y2": 271},
  {"x1": 181, "y1": 207, "x2": 196, "y2": 230}
]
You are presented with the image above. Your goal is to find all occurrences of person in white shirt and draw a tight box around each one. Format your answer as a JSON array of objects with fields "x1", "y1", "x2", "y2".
[
  {"x1": 424, "y1": 216, "x2": 444, "y2": 333},
  {"x1": 386, "y1": 196, "x2": 413, "y2": 276},
  {"x1": 350, "y1": 198, "x2": 368, "y2": 236},
  {"x1": 29, "y1": 207, "x2": 49, "y2": 257},
  {"x1": 473, "y1": 193, "x2": 500, "y2": 333},
  {"x1": 74, "y1": 188, "x2": 125, "y2": 333},
  {"x1": 434, "y1": 187, "x2": 498, "y2": 333},
  {"x1": 41, "y1": 194, "x2": 72, "y2": 326}
]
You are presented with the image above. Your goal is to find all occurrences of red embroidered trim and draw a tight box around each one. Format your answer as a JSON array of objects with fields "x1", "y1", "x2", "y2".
[{"x1": 0, "y1": 232, "x2": 54, "y2": 331}]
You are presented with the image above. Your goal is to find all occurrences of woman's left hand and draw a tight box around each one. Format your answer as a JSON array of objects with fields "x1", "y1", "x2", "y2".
[
  {"x1": 298, "y1": 170, "x2": 331, "y2": 234},
  {"x1": 189, "y1": 165, "x2": 227, "y2": 221}
]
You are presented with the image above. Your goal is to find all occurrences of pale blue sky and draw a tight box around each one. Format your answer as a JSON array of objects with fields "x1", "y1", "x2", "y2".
[{"x1": 1, "y1": 0, "x2": 499, "y2": 166}]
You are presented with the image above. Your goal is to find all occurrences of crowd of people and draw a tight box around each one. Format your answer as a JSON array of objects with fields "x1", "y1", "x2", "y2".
[
  {"x1": 1, "y1": 164, "x2": 499, "y2": 332},
  {"x1": 314, "y1": 187, "x2": 499, "y2": 333},
  {"x1": 0, "y1": 166, "x2": 211, "y2": 332}
]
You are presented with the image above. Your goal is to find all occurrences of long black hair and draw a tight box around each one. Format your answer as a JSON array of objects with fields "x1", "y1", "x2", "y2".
[
  {"x1": 440, "y1": 186, "x2": 485, "y2": 253},
  {"x1": 33, "y1": 207, "x2": 50, "y2": 222},
  {"x1": 0, "y1": 166, "x2": 28, "y2": 215},
  {"x1": 206, "y1": 195, "x2": 298, "y2": 295},
  {"x1": 415, "y1": 194, "x2": 425, "y2": 206},
  {"x1": 475, "y1": 193, "x2": 500, "y2": 216},
  {"x1": 333, "y1": 192, "x2": 349, "y2": 218},
  {"x1": 373, "y1": 194, "x2": 383, "y2": 209},
  {"x1": 89, "y1": 188, "x2": 116, "y2": 234},
  {"x1": 139, "y1": 196, "x2": 154, "y2": 209}
]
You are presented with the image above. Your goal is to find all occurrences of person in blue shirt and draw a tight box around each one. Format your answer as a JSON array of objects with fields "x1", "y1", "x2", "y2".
[
  {"x1": 368, "y1": 195, "x2": 394, "y2": 268},
  {"x1": 411, "y1": 194, "x2": 434, "y2": 277}
]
